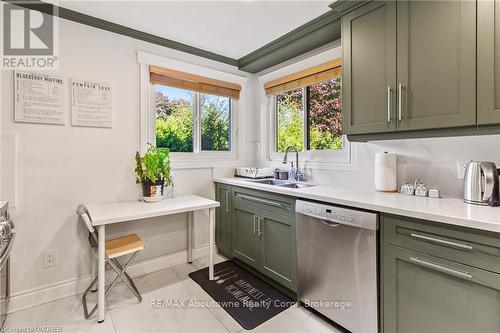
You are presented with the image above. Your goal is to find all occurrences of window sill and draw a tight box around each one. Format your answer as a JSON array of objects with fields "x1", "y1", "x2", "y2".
[{"x1": 168, "y1": 151, "x2": 241, "y2": 169}]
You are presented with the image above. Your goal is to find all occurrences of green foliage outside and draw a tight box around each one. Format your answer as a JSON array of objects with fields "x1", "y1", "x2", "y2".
[
  {"x1": 156, "y1": 103, "x2": 193, "y2": 152},
  {"x1": 276, "y1": 78, "x2": 342, "y2": 152},
  {"x1": 155, "y1": 89, "x2": 230, "y2": 152},
  {"x1": 276, "y1": 89, "x2": 303, "y2": 152},
  {"x1": 135, "y1": 143, "x2": 172, "y2": 185},
  {"x1": 201, "y1": 94, "x2": 230, "y2": 151}
]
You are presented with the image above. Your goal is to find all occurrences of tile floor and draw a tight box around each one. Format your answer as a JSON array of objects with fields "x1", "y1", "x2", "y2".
[{"x1": 5, "y1": 255, "x2": 342, "y2": 333}]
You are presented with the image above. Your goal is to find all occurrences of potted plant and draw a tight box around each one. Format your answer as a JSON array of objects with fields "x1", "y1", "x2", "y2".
[{"x1": 135, "y1": 144, "x2": 172, "y2": 202}]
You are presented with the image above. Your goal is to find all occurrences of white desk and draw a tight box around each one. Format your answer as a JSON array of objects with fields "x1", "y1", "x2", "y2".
[{"x1": 86, "y1": 195, "x2": 220, "y2": 323}]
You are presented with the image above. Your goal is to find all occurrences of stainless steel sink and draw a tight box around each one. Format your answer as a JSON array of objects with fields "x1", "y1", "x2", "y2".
[
  {"x1": 248, "y1": 179, "x2": 314, "y2": 188},
  {"x1": 277, "y1": 183, "x2": 314, "y2": 189},
  {"x1": 250, "y1": 179, "x2": 289, "y2": 185}
]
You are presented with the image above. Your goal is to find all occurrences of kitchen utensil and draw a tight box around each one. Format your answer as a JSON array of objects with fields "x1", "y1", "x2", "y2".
[
  {"x1": 213, "y1": 267, "x2": 230, "y2": 276},
  {"x1": 464, "y1": 161, "x2": 500, "y2": 206},
  {"x1": 216, "y1": 274, "x2": 239, "y2": 284},
  {"x1": 213, "y1": 270, "x2": 234, "y2": 281}
]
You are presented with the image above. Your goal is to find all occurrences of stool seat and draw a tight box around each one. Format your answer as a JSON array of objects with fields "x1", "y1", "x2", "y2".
[
  {"x1": 106, "y1": 234, "x2": 144, "y2": 259},
  {"x1": 77, "y1": 203, "x2": 143, "y2": 320}
]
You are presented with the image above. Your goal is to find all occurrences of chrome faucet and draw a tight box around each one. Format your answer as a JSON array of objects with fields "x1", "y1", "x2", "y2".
[{"x1": 282, "y1": 146, "x2": 303, "y2": 181}]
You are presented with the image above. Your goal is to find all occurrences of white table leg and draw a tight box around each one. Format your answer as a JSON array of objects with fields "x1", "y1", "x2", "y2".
[
  {"x1": 209, "y1": 207, "x2": 215, "y2": 280},
  {"x1": 97, "y1": 225, "x2": 106, "y2": 323},
  {"x1": 91, "y1": 251, "x2": 97, "y2": 292},
  {"x1": 187, "y1": 211, "x2": 194, "y2": 263}
]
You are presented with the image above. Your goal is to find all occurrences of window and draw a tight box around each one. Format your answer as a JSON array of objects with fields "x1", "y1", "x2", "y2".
[
  {"x1": 155, "y1": 85, "x2": 194, "y2": 152},
  {"x1": 150, "y1": 65, "x2": 239, "y2": 154},
  {"x1": 200, "y1": 93, "x2": 231, "y2": 151},
  {"x1": 276, "y1": 88, "x2": 304, "y2": 152},
  {"x1": 306, "y1": 78, "x2": 342, "y2": 150},
  {"x1": 267, "y1": 59, "x2": 343, "y2": 153}
]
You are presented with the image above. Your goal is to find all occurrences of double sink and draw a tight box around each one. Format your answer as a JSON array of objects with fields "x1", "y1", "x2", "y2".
[{"x1": 247, "y1": 179, "x2": 315, "y2": 189}]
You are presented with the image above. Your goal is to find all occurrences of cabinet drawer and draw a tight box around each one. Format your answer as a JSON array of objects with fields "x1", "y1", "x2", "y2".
[
  {"x1": 382, "y1": 214, "x2": 500, "y2": 274},
  {"x1": 232, "y1": 186, "x2": 295, "y2": 218},
  {"x1": 383, "y1": 243, "x2": 500, "y2": 333}
]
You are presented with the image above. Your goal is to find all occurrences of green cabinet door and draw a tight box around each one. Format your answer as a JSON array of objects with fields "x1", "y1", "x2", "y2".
[
  {"x1": 215, "y1": 184, "x2": 232, "y2": 258},
  {"x1": 342, "y1": 1, "x2": 397, "y2": 135},
  {"x1": 396, "y1": 0, "x2": 476, "y2": 131},
  {"x1": 258, "y1": 210, "x2": 298, "y2": 292},
  {"x1": 478, "y1": 0, "x2": 500, "y2": 124},
  {"x1": 383, "y1": 244, "x2": 500, "y2": 333},
  {"x1": 232, "y1": 205, "x2": 260, "y2": 269}
]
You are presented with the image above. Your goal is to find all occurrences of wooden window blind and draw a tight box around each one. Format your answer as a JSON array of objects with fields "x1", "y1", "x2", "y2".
[
  {"x1": 150, "y1": 65, "x2": 241, "y2": 99},
  {"x1": 264, "y1": 58, "x2": 341, "y2": 96}
]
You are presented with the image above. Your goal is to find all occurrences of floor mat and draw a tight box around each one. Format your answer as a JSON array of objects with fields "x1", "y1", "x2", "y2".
[{"x1": 189, "y1": 260, "x2": 294, "y2": 330}]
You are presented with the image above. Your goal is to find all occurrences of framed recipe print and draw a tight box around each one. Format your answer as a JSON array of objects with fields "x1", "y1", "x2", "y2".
[
  {"x1": 71, "y1": 79, "x2": 112, "y2": 128},
  {"x1": 14, "y1": 71, "x2": 65, "y2": 125}
]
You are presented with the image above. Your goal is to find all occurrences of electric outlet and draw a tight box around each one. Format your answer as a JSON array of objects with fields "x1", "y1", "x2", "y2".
[
  {"x1": 44, "y1": 250, "x2": 57, "y2": 268},
  {"x1": 457, "y1": 160, "x2": 469, "y2": 179}
]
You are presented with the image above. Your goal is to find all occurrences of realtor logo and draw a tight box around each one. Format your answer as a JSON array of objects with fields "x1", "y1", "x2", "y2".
[{"x1": 1, "y1": 2, "x2": 59, "y2": 69}]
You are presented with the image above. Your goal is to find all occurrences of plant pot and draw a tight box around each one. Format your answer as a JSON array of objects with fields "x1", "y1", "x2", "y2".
[{"x1": 142, "y1": 179, "x2": 164, "y2": 203}]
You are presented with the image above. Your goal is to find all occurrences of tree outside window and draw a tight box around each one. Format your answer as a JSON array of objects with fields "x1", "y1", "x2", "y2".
[
  {"x1": 275, "y1": 77, "x2": 342, "y2": 152},
  {"x1": 155, "y1": 85, "x2": 231, "y2": 152}
]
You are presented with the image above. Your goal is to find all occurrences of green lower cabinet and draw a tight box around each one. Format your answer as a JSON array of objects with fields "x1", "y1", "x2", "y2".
[
  {"x1": 215, "y1": 183, "x2": 298, "y2": 292},
  {"x1": 259, "y1": 210, "x2": 297, "y2": 291},
  {"x1": 383, "y1": 243, "x2": 500, "y2": 333},
  {"x1": 215, "y1": 184, "x2": 233, "y2": 258},
  {"x1": 232, "y1": 206, "x2": 260, "y2": 269}
]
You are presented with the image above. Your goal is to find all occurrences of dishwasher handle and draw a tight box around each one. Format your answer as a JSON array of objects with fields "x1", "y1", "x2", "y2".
[{"x1": 320, "y1": 219, "x2": 341, "y2": 227}]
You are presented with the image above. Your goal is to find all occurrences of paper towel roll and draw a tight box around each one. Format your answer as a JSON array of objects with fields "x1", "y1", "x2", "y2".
[{"x1": 375, "y1": 152, "x2": 398, "y2": 192}]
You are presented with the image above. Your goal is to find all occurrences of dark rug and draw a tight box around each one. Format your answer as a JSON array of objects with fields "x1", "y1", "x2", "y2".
[{"x1": 189, "y1": 260, "x2": 294, "y2": 330}]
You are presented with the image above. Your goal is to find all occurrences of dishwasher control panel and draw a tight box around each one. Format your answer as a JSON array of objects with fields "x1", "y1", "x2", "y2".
[{"x1": 296, "y1": 200, "x2": 378, "y2": 231}]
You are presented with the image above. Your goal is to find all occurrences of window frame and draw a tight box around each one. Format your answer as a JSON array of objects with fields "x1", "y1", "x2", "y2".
[
  {"x1": 138, "y1": 50, "x2": 247, "y2": 168},
  {"x1": 151, "y1": 85, "x2": 238, "y2": 157},
  {"x1": 271, "y1": 78, "x2": 349, "y2": 157},
  {"x1": 264, "y1": 82, "x2": 353, "y2": 170}
]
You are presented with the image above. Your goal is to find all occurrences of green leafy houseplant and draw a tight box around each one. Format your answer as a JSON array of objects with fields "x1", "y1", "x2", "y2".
[{"x1": 135, "y1": 144, "x2": 172, "y2": 201}]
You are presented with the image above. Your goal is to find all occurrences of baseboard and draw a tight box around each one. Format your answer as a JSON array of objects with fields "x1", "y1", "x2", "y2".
[{"x1": 9, "y1": 245, "x2": 213, "y2": 314}]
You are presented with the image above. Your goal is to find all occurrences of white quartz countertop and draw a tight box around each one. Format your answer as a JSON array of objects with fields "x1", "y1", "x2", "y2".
[{"x1": 214, "y1": 177, "x2": 500, "y2": 233}]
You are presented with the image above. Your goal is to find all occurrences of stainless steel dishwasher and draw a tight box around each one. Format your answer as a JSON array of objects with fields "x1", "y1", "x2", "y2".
[{"x1": 296, "y1": 200, "x2": 378, "y2": 333}]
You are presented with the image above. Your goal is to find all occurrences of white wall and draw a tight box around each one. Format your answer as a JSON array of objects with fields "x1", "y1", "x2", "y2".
[
  {"x1": 0, "y1": 15, "x2": 257, "y2": 302},
  {"x1": 256, "y1": 43, "x2": 500, "y2": 198}
]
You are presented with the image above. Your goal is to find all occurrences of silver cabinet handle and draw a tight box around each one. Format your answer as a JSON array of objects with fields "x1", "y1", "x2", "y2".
[
  {"x1": 235, "y1": 193, "x2": 284, "y2": 208},
  {"x1": 410, "y1": 233, "x2": 473, "y2": 250},
  {"x1": 258, "y1": 217, "x2": 263, "y2": 237},
  {"x1": 253, "y1": 216, "x2": 257, "y2": 235},
  {"x1": 387, "y1": 86, "x2": 391, "y2": 123},
  {"x1": 398, "y1": 83, "x2": 403, "y2": 121},
  {"x1": 410, "y1": 257, "x2": 472, "y2": 279},
  {"x1": 225, "y1": 191, "x2": 230, "y2": 213}
]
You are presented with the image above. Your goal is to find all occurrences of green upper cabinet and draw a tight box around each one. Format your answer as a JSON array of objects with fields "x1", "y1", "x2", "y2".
[
  {"x1": 343, "y1": 0, "x2": 477, "y2": 137},
  {"x1": 478, "y1": 0, "x2": 500, "y2": 125},
  {"x1": 342, "y1": 1, "x2": 397, "y2": 135},
  {"x1": 396, "y1": 0, "x2": 476, "y2": 131}
]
